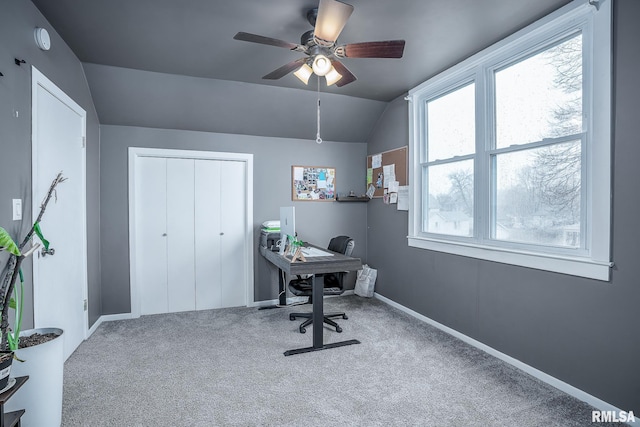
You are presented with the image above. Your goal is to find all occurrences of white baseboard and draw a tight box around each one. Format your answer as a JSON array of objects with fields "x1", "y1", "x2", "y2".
[
  {"x1": 373, "y1": 292, "x2": 636, "y2": 424},
  {"x1": 87, "y1": 312, "x2": 135, "y2": 337}
]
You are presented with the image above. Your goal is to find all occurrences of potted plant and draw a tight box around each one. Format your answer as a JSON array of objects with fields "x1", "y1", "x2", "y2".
[
  {"x1": 0, "y1": 173, "x2": 66, "y2": 426},
  {"x1": 0, "y1": 227, "x2": 23, "y2": 393}
]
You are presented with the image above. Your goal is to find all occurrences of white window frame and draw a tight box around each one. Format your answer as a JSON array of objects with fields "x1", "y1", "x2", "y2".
[{"x1": 407, "y1": 0, "x2": 612, "y2": 281}]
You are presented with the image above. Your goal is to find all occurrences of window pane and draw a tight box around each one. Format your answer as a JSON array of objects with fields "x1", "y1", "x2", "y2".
[
  {"x1": 494, "y1": 141, "x2": 581, "y2": 247},
  {"x1": 495, "y1": 34, "x2": 582, "y2": 148},
  {"x1": 426, "y1": 83, "x2": 475, "y2": 161},
  {"x1": 424, "y1": 160, "x2": 474, "y2": 236}
]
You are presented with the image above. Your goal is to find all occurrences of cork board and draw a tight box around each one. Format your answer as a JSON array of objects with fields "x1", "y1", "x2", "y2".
[
  {"x1": 291, "y1": 166, "x2": 336, "y2": 201},
  {"x1": 366, "y1": 146, "x2": 408, "y2": 198}
]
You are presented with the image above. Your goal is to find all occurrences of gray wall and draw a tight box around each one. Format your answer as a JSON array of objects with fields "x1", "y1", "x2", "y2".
[
  {"x1": 82, "y1": 63, "x2": 387, "y2": 144},
  {"x1": 0, "y1": 1, "x2": 102, "y2": 328},
  {"x1": 365, "y1": 0, "x2": 639, "y2": 414},
  {"x1": 100, "y1": 125, "x2": 368, "y2": 313}
]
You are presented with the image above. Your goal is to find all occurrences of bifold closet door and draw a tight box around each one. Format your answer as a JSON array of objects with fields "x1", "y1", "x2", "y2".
[
  {"x1": 194, "y1": 160, "x2": 221, "y2": 310},
  {"x1": 136, "y1": 156, "x2": 246, "y2": 315},
  {"x1": 194, "y1": 160, "x2": 246, "y2": 309},
  {"x1": 137, "y1": 157, "x2": 197, "y2": 315},
  {"x1": 136, "y1": 157, "x2": 169, "y2": 315},
  {"x1": 219, "y1": 160, "x2": 246, "y2": 307},
  {"x1": 166, "y1": 158, "x2": 196, "y2": 312}
]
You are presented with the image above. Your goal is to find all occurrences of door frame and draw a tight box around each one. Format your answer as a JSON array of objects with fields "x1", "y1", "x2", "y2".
[
  {"x1": 128, "y1": 147, "x2": 254, "y2": 318},
  {"x1": 31, "y1": 66, "x2": 89, "y2": 343}
]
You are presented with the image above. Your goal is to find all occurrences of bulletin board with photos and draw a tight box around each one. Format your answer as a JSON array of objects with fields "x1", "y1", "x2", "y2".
[
  {"x1": 291, "y1": 166, "x2": 336, "y2": 201},
  {"x1": 366, "y1": 146, "x2": 408, "y2": 199}
]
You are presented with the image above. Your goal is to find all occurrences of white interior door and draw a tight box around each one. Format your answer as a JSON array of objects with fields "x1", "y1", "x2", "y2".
[
  {"x1": 194, "y1": 160, "x2": 222, "y2": 310},
  {"x1": 135, "y1": 157, "x2": 168, "y2": 315},
  {"x1": 166, "y1": 159, "x2": 196, "y2": 312},
  {"x1": 31, "y1": 67, "x2": 88, "y2": 361},
  {"x1": 194, "y1": 160, "x2": 246, "y2": 309},
  {"x1": 129, "y1": 148, "x2": 254, "y2": 317},
  {"x1": 219, "y1": 160, "x2": 246, "y2": 307}
]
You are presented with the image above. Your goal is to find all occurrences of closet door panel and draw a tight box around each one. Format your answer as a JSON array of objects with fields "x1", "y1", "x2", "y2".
[
  {"x1": 166, "y1": 158, "x2": 196, "y2": 312},
  {"x1": 194, "y1": 160, "x2": 222, "y2": 310},
  {"x1": 220, "y1": 160, "x2": 246, "y2": 307},
  {"x1": 136, "y1": 157, "x2": 168, "y2": 315}
]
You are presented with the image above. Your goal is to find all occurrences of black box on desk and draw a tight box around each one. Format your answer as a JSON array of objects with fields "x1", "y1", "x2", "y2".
[{"x1": 260, "y1": 230, "x2": 280, "y2": 251}]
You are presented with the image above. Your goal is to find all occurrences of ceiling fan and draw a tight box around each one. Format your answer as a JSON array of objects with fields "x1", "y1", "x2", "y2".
[{"x1": 233, "y1": 0, "x2": 405, "y2": 87}]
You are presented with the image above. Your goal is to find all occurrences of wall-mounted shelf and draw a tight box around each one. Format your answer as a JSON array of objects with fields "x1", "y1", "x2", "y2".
[{"x1": 336, "y1": 196, "x2": 370, "y2": 202}]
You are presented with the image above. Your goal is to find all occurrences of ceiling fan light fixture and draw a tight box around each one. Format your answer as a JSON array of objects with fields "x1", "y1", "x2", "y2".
[
  {"x1": 312, "y1": 54, "x2": 332, "y2": 76},
  {"x1": 324, "y1": 66, "x2": 342, "y2": 86},
  {"x1": 313, "y1": 0, "x2": 354, "y2": 46},
  {"x1": 293, "y1": 63, "x2": 313, "y2": 85}
]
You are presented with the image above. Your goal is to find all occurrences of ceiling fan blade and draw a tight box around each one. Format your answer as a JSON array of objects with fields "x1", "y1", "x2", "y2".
[
  {"x1": 262, "y1": 58, "x2": 309, "y2": 80},
  {"x1": 314, "y1": 0, "x2": 354, "y2": 45},
  {"x1": 233, "y1": 32, "x2": 305, "y2": 52},
  {"x1": 330, "y1": 59, "x2": 357, "y2": 87},
  {"x1": 335, "y1": 40, "x2": 406, "y2": 58}
]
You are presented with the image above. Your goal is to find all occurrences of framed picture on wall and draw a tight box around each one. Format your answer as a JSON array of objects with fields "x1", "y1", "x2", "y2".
[{"x1": 291, "y1": 166, "x2": 336, "y2": 201}]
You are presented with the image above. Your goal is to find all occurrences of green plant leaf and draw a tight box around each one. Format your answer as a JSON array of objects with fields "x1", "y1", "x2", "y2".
[{"x1": 0, "y1": 227, "x2": 20, "y2": 256}]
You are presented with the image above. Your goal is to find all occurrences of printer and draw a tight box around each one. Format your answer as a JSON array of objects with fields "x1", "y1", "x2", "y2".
[{"x1": 260, "y1": 220, "x2": 280, "y2": 252}]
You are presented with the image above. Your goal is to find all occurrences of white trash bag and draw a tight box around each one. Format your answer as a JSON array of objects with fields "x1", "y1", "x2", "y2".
[{"x1": 354, "y1": 264, "x2": 377, "y2": 297}]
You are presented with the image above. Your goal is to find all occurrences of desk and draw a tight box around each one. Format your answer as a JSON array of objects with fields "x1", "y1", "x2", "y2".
[{"x1": 260, "y1": 245, "x2": 362, "y2": 356}]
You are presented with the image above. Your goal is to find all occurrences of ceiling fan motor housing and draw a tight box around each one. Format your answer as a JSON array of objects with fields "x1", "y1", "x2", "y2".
[{"x1": 301, "y1": 30, "x2": 315, "y2": 47}]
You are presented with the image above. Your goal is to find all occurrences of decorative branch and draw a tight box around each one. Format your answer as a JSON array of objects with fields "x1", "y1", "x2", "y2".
[
  {"x1": 19, "y1": 172, "x2": 66, "y2": 250},
  {"x1": 0, "y1": 172, "x2": 66, "y2": 351}
]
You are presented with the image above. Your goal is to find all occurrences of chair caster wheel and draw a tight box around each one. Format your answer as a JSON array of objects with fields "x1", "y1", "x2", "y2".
[
  {"x1": 336, "y1": 326, "x2": 343, "y2": 333},
  {"x1": 289, "y1": 314, "x2": 295, "y2": 321},
  {"x1": 300, "y1": 327, "x2": 306, "y2": 334},
  {"x1": 342, "y1": 315, "x2": 348, "y2": 319}
]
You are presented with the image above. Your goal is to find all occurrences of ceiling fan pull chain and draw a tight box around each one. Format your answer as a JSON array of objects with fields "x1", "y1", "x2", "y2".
[{"x1": 316, "y1": 75, "x2": 322, "y2": 144}]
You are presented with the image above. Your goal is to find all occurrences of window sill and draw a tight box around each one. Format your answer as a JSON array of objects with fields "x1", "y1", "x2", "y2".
[{"x1": 407, "y1": 236, "x2": 611, "y2": 281}]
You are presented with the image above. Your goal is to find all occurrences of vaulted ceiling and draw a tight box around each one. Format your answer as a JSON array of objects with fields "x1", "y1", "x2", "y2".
[{"x1": 31, "y1": 0, "x2": 571, "y2": 142}]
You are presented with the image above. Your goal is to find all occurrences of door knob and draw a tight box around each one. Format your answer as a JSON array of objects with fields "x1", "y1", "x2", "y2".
[
  {"x1": 41, "y1": 247, "x2": 55, "y2": 257},
  {"x1": 162, "y1": 233, "x2": 167, "y2": 237}
]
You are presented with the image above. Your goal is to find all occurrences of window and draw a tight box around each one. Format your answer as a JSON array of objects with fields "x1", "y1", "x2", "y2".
[{"x1": 408, "y1": 0, "x2": 611, "y2": 280}]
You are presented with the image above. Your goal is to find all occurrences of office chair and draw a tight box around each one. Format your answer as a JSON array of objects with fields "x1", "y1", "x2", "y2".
[{"x1": 288, "y1": 236, "x2": 354, "y2": 333}]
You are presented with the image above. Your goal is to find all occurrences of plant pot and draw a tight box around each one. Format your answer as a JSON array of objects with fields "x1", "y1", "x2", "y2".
[
  {"x1": 4, "y1": 327, "x2": 63, "y2": 427},
  {"x1": 0, "y1": 351, "x2": 13, "y2": 391}
]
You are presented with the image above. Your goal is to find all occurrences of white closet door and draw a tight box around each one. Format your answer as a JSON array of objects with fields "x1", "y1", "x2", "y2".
[
  {"x1": 166, "y1": 158, "x2": 196, "y2": 312},
  {"x1": 134, "y1": 154, "x2": 248, "y2": 316},
  {"x1": 220, "y1": 160, "x2": 246, "y2": 306},
  {"x1": 136, "y1": 157, "x2": 168, "y2": 315},
  {"x1": 194, "y1": 160, "x2": 222, "y2": 310}
]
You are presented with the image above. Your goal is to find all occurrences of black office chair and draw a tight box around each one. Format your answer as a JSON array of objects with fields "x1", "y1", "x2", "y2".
[{"x1": 288, "y1": 236, "x2": 355, "y2": 333}]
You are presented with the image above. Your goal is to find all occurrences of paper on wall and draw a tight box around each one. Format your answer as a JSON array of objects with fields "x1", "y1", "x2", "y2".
[
  {"x1": 372, "y1": 154, "x2": 382, "y2": 169},
  {"x1": 383, "y1": 164, "x2": 395, "y2": 188},
  {"x1": 397, "y1": 186, "x2": 409, "y2": 211},
  {"x1": 366, "y1": 184, "x2": 375, "y2": 199}
]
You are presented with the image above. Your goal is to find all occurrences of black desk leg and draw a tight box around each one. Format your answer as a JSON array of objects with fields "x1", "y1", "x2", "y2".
[
  {"x1": 311, "y1": 274, "x2": 323, "y2": 349},
  {"x1": 284, "y1": 273, "x2": 361, "y2": 356}
]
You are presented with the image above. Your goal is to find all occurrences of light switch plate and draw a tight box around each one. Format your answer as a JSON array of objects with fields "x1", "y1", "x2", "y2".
[{"x1": 12, "y1": 199, "x2": 22, "y2": 221}]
